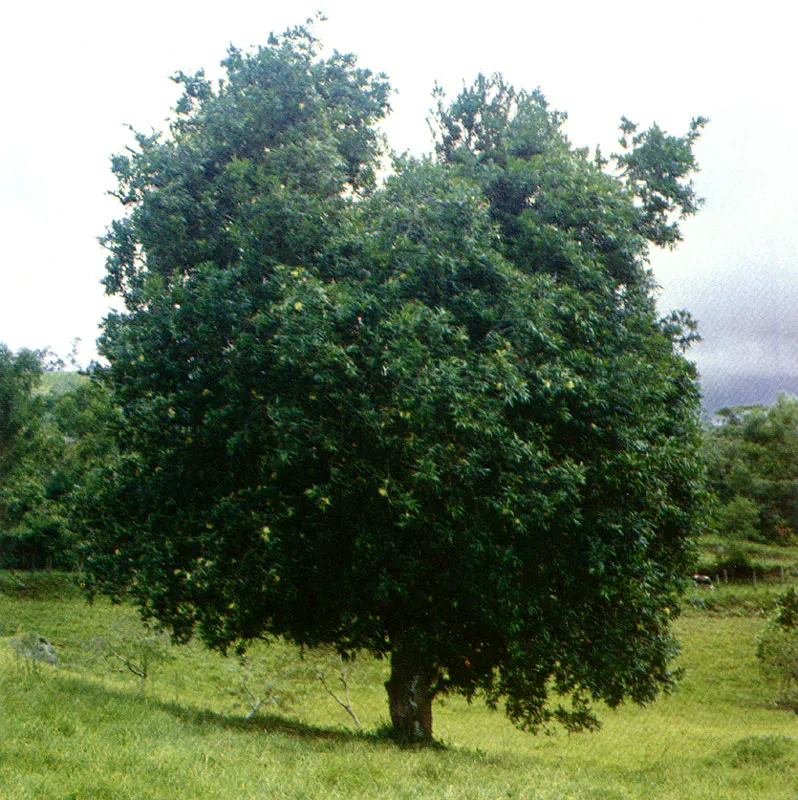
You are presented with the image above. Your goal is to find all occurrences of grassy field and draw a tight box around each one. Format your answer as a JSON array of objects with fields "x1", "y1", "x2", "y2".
[
  {"x1": 693, "y1": 536, "x2": 798, "y2": 580},
  {"x1": 1, "y1": 574, "x2": 797, "y2": 799}
]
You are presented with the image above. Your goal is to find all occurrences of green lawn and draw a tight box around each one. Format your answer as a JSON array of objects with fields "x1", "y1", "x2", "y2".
[{"x1": 1, "y1": 576, "x2": 796, "y2": 799}]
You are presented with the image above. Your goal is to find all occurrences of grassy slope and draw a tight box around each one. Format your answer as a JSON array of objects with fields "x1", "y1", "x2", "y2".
[
  {"x1": 694, "y1": 536, "x2": 798, "y2": 577},
  {"x1": 1, "y1": 578, "x2": 797, "y2": 800}
]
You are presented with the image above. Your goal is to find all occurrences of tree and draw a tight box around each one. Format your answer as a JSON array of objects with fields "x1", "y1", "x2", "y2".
[
  {"x1": 0, "y1": 344, "x2": 42, "y2": 478},
  {"x1": 0, "y1": 347, "x2": 118, "y2": 569},
  {"x1": 0, "y1": 343, "x2": 48, "y2": 565},
  {"x1": 85, "y1": 24, "x2": 706, "y2": 741},
  {"x1": 703, "y1": 394, "x2": 798, "y2": 543}
]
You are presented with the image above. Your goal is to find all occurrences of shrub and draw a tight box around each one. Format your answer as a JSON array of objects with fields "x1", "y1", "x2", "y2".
[
  {"x1": 715, "y1": 539, "x2": 753, "y2": 572},
  {"x1": 711, "y1": 496, "x2": 762, "y2": 541},
  {"x1": 87, "y1": 618, "x2": 174, "y2": 692},
  {"x1": 756, "y1": 588, "x2": 798, "y2": 710},
  {"x1": 8, "y1": 632, "x2": 58, "y2": 673}
]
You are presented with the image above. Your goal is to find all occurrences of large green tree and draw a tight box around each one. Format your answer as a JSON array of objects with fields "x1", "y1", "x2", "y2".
[{"x1": 86, "y1": 24, "x2": 706, "y2": 740}]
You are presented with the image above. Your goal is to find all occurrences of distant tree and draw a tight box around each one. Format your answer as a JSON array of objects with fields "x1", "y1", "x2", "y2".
[
  {"x1": 712, "y1": 496, "x2": 760, "y2": 541},
  {"x1": 0, "y1": 344, "x2": 47, "y2": 563},
  {"x1": 703, "y1": 394, "x2": 798, "y2": 542},
  {"x1": 0, "y1": 344, "x2": 42, "y2": 476},
  {"x1": 84, "y1": 24, "x2": 706, "y2": 741},
  {"x1": 0, "y1": 344, "x2": 118, "y2": 569}
]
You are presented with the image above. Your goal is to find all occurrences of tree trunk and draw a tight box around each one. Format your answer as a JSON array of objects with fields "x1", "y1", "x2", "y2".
[{"x1": 384, "y1": 644, "x2": 436, "y2": 742}]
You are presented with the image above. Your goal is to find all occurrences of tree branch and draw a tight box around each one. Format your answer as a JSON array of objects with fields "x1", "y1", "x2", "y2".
[{"x1": 316, "y1": 662, "x2": 361, "y2": 729}]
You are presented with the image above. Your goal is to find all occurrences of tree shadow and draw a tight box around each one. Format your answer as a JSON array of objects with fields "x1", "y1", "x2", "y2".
[
  {"x1": 52, "y1": 672, "x2": 401, "y2": 748},
  {"x1": 12, "y1": 670, "x2": 528, "y2": 764},
  {"x1": 159, "y1": 699, "x2": 449, "y2": 750},
  {"x1": 159, "y1": 698, "x2": 368, "y2": 743}
]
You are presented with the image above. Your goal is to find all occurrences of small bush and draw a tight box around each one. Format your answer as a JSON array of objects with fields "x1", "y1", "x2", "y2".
[
  {"x1": 756, "y1": 588, "x2": 798, "y2": 710},
  {"x1": 8, "y1": 632, "x2": 58, "y2": 671},
  {"x1": 87, "y1": 618, "x2": 174, "y2": 691},
  {"x1": 226, "y1": 649, "x2": 301, "y2": 719},
  {"x1": 715, "y1": 540, "x2": 752, "y2": 572}
]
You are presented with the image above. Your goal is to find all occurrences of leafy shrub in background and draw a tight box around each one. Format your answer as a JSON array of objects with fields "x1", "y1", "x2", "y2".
[
  {"x1": 715, "y1": 539, "x2": 753, "y2": 573},
  {"x1": 86, "y1": 618, "x2": 174, "y2": 692},
  {"x1": 0, "y1": 348, "x2": 118, "y2": 570},
  {"x1": 704, "y1": 395, "x2": 798, "y2": 544},
  {"x1": 712, "y1": 496, "x2": 761, "y2": 542}
]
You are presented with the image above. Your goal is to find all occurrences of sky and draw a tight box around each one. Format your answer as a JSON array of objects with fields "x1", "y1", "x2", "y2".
[{"x1": 2, "y1": 0, "x2": 797, "y2": 410}]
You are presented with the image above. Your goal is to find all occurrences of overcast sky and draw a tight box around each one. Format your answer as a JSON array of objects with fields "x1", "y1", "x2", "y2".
[{"x1": 2, "y1": 0, "x2": 797, "y2": 410}]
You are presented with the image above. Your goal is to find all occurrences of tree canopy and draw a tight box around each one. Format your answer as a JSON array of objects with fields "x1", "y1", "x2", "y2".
[
  {"x1": 703, "y1": 394, "x2": 798, "y2": 544},
  {"x1": 0, "y1": 344, "x2": 117, "y2": 570},
  {"x1": 85, "y1": 23, "x2": 706, "y2": 741}
]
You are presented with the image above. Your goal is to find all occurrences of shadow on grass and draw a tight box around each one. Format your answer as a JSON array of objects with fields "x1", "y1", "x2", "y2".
[
  {"x1": 163, "y1": 699, "x2": 368, "y2": 742},
  {"x1": 160, "y1": 701, "x2": 452, "y2": 751},
  {"x1": 52, "y1": 671, "x2": 447, "y2": 751},
  {"x1": 0, "y1": 570, "x2": 83, "y2": 600}
]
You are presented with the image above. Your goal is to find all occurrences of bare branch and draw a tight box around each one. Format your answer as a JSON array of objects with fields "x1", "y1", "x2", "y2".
[{"x1": 316, "y1": 660, "x2": 361, "y2": 729}]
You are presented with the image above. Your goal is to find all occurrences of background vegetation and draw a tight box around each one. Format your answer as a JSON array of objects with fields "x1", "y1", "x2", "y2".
[
  {"x1": 704, "y1": 395, "x2": 798, "y2": 546},
  {"x1": 0, "y1": 352, "x2": 115, "y2": 571}
]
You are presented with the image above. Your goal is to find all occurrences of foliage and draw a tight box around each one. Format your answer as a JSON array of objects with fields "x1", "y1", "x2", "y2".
[
  {"x1": 756, "y1": 588, "x2": 798, "y2": 711},
  {"x1": 0, "y1": 344, "x2": 52, "y2": 567},
  {"x1": 712, "y1": 496, "x2": 760, "y2": 541},
  {"x1": 703, "y1": 394, "x2": 798, "y2": 543},
  {"x1": 84, "y1": 23, "x2": 706, "y2": 740},
  {"x1": 714, "y1": 539, "x2": 754, "y2": 573},
  {"x1": 0, "y1": 344, "x2": 42, "y2": 459},
  {"x1": 0, "y1": 344, "x2": 43, "y2": 526},
  {"x1": 0, "y1": 348, "x2": 118, "y2": 570}
]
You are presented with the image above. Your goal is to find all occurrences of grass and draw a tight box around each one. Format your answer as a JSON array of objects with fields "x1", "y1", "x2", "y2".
[
  {"x1": 683, "y1": 581, "x2": 795, "y2": 615},
  {"x1": 694, "y1": 535, "x2": 798, "y2": 580},
  {"x1": 1, "y1": 574, "x2": 797, "y2": 799}
]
